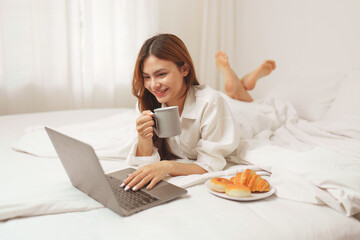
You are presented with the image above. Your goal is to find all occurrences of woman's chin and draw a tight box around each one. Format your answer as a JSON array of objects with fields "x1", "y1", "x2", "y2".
[{"x1": 155, "y1": 96, "x2": 168, "y2": 104}]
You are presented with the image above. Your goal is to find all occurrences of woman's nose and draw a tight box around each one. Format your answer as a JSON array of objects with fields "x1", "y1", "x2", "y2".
[{"x1": 150, "y1": 78, "x2": 161, "y2": 89}]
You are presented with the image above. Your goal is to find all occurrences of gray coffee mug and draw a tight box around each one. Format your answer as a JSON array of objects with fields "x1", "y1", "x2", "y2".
[{"x1": 153, "y1": 106, "x2": 181, "y2": 138}]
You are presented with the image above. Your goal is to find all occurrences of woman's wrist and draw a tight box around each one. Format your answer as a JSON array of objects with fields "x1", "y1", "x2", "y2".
[
  {"x1": 161, "y1": 160, "x2": 176, "y2": 174},
  {"x1": 136, "y1": 136, "x2": 154, "y2": 156}
]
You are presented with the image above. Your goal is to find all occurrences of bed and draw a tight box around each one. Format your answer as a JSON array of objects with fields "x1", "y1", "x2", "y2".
[{"x1": 1, "y1": 69, "x2": 360, "y2": 240}]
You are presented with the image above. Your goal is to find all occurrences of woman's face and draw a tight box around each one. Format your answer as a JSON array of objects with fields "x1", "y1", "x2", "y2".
[{"x1": 142, "y1": 55, "x2": 188, "y2": 107}]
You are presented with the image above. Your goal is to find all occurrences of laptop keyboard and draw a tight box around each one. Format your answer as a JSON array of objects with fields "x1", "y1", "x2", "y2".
[{"x1": 106, "y1": 175, "x2": 159, "y2": 211}]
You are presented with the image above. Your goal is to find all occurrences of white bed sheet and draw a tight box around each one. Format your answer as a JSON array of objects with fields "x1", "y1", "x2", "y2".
[{"x1": 1, "y1": 109, "x2": 360, "y2": 240}]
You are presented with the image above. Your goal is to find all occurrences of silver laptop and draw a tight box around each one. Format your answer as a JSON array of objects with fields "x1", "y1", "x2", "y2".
[{"x1": 45, "y1": 127, "x2": 187, "y2": 217}]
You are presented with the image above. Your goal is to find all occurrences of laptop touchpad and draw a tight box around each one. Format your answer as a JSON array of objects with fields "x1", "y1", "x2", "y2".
[{"x1": 147, "y1": 183, "x2": 182, "y2": 199}]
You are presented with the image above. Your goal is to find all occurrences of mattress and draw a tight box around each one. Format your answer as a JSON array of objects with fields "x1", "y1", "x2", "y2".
[{"x1": 0, "y1": 108, "x2": 360, "y2": 240}]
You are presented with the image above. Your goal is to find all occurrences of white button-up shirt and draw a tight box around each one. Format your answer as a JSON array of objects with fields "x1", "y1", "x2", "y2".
[{"x1": 126, "y1": 85, "x2": 240, "y2": 172}]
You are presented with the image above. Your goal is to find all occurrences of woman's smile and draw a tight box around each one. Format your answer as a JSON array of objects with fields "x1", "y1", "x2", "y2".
[{"x1": 153, "y1": 88, "x2": 169, "y2": 98}]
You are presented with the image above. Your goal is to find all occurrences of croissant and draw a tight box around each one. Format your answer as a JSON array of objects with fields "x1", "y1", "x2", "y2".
[{"x1": 232, "y1": 169, "x2": 270, "y2": 192}]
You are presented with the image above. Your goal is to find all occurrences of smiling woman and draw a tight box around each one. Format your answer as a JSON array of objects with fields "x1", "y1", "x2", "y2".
[
  {"x1": 123, "y1": 33, "x2": 239, "y2": 192},
  {"x1": 131, "y1": 34, "x2": 201, "y2": 163}
]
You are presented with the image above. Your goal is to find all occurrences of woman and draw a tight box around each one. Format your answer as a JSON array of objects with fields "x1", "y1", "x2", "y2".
[{"x1": 122, "y1": 33, "x2": 276, "y2": 191}]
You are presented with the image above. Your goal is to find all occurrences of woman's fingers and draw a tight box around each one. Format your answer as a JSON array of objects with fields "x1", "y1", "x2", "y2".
[
  {"x1": 122, "y1": 169, "x2": 151, "y2": 190},
  {"x1": 121, "y1": 162, "x2": 170, "y2": 191},
  {"x1": 136, "y1": 116, "x2": 153, "y2": 132},
  {"x1": 121, "y1": 172, "x2": 136, "y2": 188},
  {"x1": 123, "y1": 172, "x2": 152, "y2": 191},
  {"x1": 122, "y1": 170, "x2": 143, "y2": 187},
  {"x1": 136, "y1": 111, "x2": 155, "y2": 139},
  {"x1": 146, "y1": 177, "x2": 162, "y2": 190},
  {"x1": 132, "y1": 175, "x2": 154, "y2": 191}
]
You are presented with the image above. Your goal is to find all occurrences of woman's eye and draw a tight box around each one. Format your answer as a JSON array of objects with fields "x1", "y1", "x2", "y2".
[
  {"x1": 143, "y1": 76, "x2": 150, "y2": 80},
  {"x1": 159, "y1": 73, "x2": 167, "y2": 77}
]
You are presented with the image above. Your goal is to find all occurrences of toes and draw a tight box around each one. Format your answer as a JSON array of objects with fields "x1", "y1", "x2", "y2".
[
  {"x1": 221, "y1": 52, "x2": 228, "y2": 59},
  {"x1": 215, "y1": 51, "x2": 228, "y2": 59},
  {"x1": 263, "y1": 60, "x2": 276, "y2": 70},
  {"x1": 215, "y1": 51, "x2": 224, "y2": 57}
]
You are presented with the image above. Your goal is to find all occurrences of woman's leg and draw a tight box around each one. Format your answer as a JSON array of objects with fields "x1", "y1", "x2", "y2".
[{"x1": 215, "y1": 51, "x2": 276, "y2": 102}]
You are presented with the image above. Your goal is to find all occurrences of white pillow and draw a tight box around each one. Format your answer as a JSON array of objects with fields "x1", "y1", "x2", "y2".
[
  {"x1": 271, "y1": 73, "x2": 346, "y2": 121},
  {"x1": 324, "y1": 68, "x2": 360, "y2": 121}
]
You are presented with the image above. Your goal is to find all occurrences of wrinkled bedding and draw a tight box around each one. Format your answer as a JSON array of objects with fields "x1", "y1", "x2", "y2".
[{"x1": 1, "y1": 106, "x2": 360, "y2": 240}]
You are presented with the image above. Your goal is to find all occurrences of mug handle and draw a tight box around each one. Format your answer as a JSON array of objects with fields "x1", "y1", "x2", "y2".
[{"x1": 152, "y1": 115, "x2": 160, "y2": 136}]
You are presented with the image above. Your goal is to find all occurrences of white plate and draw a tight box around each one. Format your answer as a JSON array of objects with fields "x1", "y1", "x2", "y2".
[{"x1": 205, "y1": 176, "x2": 275, "y2": 201}]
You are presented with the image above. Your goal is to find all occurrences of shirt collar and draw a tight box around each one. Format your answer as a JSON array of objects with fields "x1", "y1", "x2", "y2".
[
  {"x1": 180, "y1": 86, "x2": 197, "y2": 119},
  {"x1": 161, "y1": 86, "x2": 197, "y2": 119}
]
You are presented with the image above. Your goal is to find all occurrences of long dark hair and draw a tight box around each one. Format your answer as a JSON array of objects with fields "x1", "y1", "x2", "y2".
[{"x1": 132, "y1": 33, "x2": 199, "y2": 160}]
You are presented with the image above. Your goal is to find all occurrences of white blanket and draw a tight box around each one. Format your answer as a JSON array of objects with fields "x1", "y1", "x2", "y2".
[
  {"x1": 12, "y1": 109, "x2": 138, "y2": 158},
  {"x1": 9, "y1": 97, "x2": 360, "y2": 219},
  {"x1": 0, "y1": 179, "x2": 104, "y2": 221},
  {"x1": 227, "y1": 96, "x2": 360, "y2": 216},
  {"x1": 245, "y1": 146, "x2": 360, "y2": 217},
  {"x1": 224, "y1": 95, "x2": 360, "y2": 159},
  {"x1": 0, "y1": 160, "x2": 266, "y2": 221}
]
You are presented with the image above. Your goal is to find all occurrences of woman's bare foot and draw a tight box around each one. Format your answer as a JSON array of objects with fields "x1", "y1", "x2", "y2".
[
  {"x1": 241, "y1": 60, "x2": 276, "y2": 90},
  {"x1": 215, "y1": 51, "x2": 253, "y2": 102},
  {"x1": 215, "y1": 51, "x2": 236, "y2": 95}
]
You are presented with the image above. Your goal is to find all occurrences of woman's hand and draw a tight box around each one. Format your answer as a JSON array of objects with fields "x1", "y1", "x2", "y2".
[
  {"x1": 121, "y1": 161, "x2": 173, "y2": 191},
  {"x1": 136, "y1": 110, "x2": 155, "y2": 140},
  {"x1": 136, "y1": 110, "x2": 155, "y2": 156}
]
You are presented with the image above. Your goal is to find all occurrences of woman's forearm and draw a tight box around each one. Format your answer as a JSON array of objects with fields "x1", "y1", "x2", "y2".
[{"x1": 165, "y1": 161, "x2": 208, "y2": 176}]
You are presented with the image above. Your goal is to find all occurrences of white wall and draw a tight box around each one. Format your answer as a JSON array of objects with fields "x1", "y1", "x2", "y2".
[{"x1": 233, "y1": 0, "x2": 360, "y2": 99}]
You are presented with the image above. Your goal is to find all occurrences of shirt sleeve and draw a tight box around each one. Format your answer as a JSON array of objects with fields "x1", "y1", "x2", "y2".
[
  {"x1": 194, "y1": 94, "x2": 239, "y2": 172},
  {"x1": 126, "y1": 140, "x2": 161, "y2": 166}
]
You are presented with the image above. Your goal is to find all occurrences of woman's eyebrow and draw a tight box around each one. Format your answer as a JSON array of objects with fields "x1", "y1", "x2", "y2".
[{"x1": 142, "y1": 68, "x2": 167, "y2": 76}]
